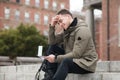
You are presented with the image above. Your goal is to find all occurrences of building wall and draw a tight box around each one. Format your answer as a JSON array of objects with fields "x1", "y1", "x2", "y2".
[
  {"x1": 102, "y1": 0, "x2": 120, "y2": 60},
  {"x1": 84, "y1": 0, "x2": 120, "y2": 60},
  {"x1": 95, "y1": 18, "x2": 103, "y2": 60},
  {"x1": 108, "y1": 0, "x2": 120, "y2": 60},
  {"x1": 99, "y1": 0, "x2": 108, "y2": 60},
  {"x1": 0, "y1": 0, "x2": 69, "y2": 35}
]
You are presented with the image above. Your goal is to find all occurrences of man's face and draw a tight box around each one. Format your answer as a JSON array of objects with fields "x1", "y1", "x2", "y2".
[{"x1": 57, "y1": 14, "x2": 71, "y2": 30}]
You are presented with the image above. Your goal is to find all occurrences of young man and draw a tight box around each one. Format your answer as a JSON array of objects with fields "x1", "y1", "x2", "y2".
[{"x1": 42, "y1": 9, "x2": 98, "y2": 80}]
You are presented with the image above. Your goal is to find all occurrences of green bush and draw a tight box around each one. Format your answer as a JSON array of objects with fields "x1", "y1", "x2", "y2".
[{"x1": 0, "y1": 24, "x2": 48, "y2": 58}]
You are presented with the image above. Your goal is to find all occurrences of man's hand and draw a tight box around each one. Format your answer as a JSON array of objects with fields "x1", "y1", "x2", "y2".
[
  {"x1": 45, "y1": 54, "x2": 55, "y2": 63},
  {"x1": 51, "y1": 15, "x2": 60, "y2": 27}
]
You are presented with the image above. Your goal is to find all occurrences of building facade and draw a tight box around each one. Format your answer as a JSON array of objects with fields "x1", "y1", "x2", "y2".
[
  {"x1": 102, "y1": 0, "x2": 120, "y2": 60},
  {"x1": 83, "y1": 0, "x2": 120, "y2": 61},
  {"x1": 0, "y1": 0, "x2": 69, "y2": 35}
]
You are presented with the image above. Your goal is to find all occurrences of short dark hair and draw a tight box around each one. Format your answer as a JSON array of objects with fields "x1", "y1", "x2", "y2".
[{"x1": 56, "y1": 9, "x2": 73, "y2": 18}]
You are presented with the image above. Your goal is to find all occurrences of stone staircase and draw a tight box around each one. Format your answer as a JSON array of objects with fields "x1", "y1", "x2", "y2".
[
  {"x1": 66, "y1": 61, "x2": 120, "y2": 80},
  {"x1": 0, "y1": 61, "x2": 120, "y2": 80}
]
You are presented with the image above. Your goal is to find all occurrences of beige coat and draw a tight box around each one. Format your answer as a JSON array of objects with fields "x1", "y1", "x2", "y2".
[{"x1": 48, "y1": 19, "x2": 98, "y2": 72}]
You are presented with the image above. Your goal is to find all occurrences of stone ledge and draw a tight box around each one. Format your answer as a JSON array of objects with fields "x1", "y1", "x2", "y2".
[
  {"x1": 102, "y1": 73, "x2": 120, "y2": 80},
  {"x1": 1, "y1": 61, "x2": 120, "y2": 80},
  {"x1": 96, "y1": 61, "x2": 110, "y2": 72},
  {"x1": 66, "y1": 73, "x2": 120, "y2": 80},
  {"x1": 109, "y1": 61, "x2": 120, "y2": 72},
  {"x1": 0, "y1": 73, "x2": 120, "y2": 80},
  {"x1": 16, "y1": 64, "x2": 41, "y2": 73},
  {"x1": 0, "y1": 66, "x2": 16, "y2": 73},
  {"x1": 0, "y1": 61, "x2": 116, "y2": 73},
  {"x1": 0, "y1": 72, "x2": 44, "y2": 80},
  {"x1": 95, "y1": 61, "x2": 120, "y2": 72},
  {"x1": 66, "y1": 73, "x2": 102, "y2": 80},
  {"x1": 0, "y1": 73, "x2": 4, "y2": 80}
]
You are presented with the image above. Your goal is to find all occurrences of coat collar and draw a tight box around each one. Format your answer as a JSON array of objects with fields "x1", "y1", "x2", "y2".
[
  {"x1": 64, "y1": 18, "x2": 87, "y2": 38},
  {"x1": 64, "y1": 18, "x2": 77, "y2": 35}
]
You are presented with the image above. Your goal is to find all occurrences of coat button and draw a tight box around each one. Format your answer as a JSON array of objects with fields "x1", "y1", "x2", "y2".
[{"x1": 78, "y1": 37, "x2": 81, "y2": 40}]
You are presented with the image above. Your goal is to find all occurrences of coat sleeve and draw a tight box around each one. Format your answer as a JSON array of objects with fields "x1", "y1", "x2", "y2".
[
  {"x1": 48, "y1": 25, "x2": 64, "y2": 45},
  {"x1": 56, "y1": 27, "x2": 91, "y2": 63}
]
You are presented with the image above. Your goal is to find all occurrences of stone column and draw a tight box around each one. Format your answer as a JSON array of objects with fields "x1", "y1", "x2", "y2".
[{"x1": 85, "y1": 7, "x2": 95, "y2": 42}]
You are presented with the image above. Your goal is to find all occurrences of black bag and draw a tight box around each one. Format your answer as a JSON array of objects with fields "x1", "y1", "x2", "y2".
[
  {"x1": 35, "y1": 45, "x2": 65, "y2": 80},
  {"x1": 35, "y1": 60, "x2": 47, "y2": 80}
]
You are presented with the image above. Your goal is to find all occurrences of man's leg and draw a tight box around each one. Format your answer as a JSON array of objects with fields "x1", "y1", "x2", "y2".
[
  {"x1": 52, "y1": 58, "x2": 92, "y2": 80},
  {"x1": 42, "y1": 45, "x2": 65, "y2": 80}
]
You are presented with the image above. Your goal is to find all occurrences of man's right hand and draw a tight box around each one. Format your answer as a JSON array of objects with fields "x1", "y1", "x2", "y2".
[{"x1": 50, "y1": 15, "x2": 60, "y2": 27}]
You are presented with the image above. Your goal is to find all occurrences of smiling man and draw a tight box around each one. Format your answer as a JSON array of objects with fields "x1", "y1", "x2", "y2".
[{"x1": 42, "y1": 9, "x2": 98, "y2": 80}]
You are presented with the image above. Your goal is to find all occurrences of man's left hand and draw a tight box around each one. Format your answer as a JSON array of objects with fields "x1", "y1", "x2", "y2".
[{"x1": 45, "y1": 54, "x2": 55, "y2": 63}]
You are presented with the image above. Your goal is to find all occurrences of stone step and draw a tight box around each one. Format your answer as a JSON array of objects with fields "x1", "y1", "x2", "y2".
[
  {"x1": 1, "y1": 61, "x2": 120, "y2": 80},
  {"x1": 0, "y1": 72, "x2": 44, "y2": 80},
  {"x1": 66, "y1": 73, "x2": 120, "y2": 80},
  {"x1": 1, "y1": 61, "x2": 120, "y2": 73},
  {"x1": 96, "y1": 61, "x2": 120, "y2": 72},
  {"x1": 0, "y1": 72, "x2": 120, "y2": 80},
  {"x1": 0, "y1": 64, "x2": 41, "y2": 73}
]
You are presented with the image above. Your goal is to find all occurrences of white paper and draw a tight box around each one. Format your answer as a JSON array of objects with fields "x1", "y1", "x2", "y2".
[{"x1": 37, "y1": 46, "x2": 43, "y2": 57}]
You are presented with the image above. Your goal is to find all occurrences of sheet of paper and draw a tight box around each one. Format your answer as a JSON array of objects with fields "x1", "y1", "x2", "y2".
[{"x1": 37, "y1": 46, "x2": 43, "y2": 57}]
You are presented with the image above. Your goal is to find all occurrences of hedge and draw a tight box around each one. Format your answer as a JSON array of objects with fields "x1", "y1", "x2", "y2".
[{"x1": 0, "y1": 24, "x2": 48, "y2": 59}]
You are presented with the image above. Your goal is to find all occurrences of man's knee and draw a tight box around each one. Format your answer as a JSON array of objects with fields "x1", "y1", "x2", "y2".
[{"x1": 61, "y1": 58, "x2": 72, "y2": 65}]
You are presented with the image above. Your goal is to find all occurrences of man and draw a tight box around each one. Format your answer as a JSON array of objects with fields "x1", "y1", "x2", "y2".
[{"x1": 42, "y1": 9, "x2": 98, "y2": 80}]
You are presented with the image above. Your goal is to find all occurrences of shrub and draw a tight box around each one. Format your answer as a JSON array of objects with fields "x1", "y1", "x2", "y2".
[{"x1": 0, "y1": 24, "x2": 48, "y2": 58}]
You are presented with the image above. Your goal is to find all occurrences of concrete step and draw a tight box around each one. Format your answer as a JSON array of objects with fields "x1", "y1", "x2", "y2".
[
  {"x1": 0, "y1": 72, "x2": 44, "y2": 80},
  {"x1": 0, "y1": 72, "x2": 120, "y2": 80},
  {"x1": 66, "y1": 73, "x2": 120, "y2": 80},
  {"x1": 1, "y1": 61, "x2": 120, "y2": 73},
  {"x1": 1, "y1": 61, "x2": 120, "y2": 80},
  {"x1": 0, "y1": 64, "x2": 41, "y2": 73},
  {"x1": 96, "y1": 61, "x2": 120, "y2": 72}
]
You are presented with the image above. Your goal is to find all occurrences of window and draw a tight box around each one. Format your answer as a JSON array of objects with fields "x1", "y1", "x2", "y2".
[
  {"x1": 16, "y1": 0, "x2": 20, "y2": 3},
  {"x1": 35, "y1": 0, "x2": 40, "y2": 7},
  {"x1": 60, "y1": 3, "x2": 65, "y2": 9},
  {"x1": 44, "y1": 15, "x2": 49, "y2": 25},
  {"x1": 4, "y1": 24, "x2": 10, "y2": 29},
  {"x1": 44, "y1": 0, "x2": 49, "y2": 9},
  {"x1": 25, "y1": 0, "x2": 30, "y2": 5},
  {"x1": 24, "y1": 12, "x2": 30, "y2": 22},
  {"x1": 34, "y1": 13, "x2": 40, "y2": 23},
  {"x1": 52, "y1": 1, "x2": 57, "y2": 11},
  {"x1": 15, "y1": 9, "x2": 20, "y2": 20},
  {"x1": 4, "y1": 7, "x2": 10, "y2": 19}
]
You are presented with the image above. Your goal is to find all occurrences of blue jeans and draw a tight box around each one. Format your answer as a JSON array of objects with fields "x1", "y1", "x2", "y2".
[
  {"x1": 52, "y1": 58, "x2": 92, "y2": 80},
  {"x1": 45, "y1": 45, "x2": 92, "y2": 80}
]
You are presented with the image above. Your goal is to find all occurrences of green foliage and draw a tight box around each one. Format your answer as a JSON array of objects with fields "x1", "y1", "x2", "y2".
[{"x1": 0, "y1": 24, "x2": 48, "y2": 58}]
